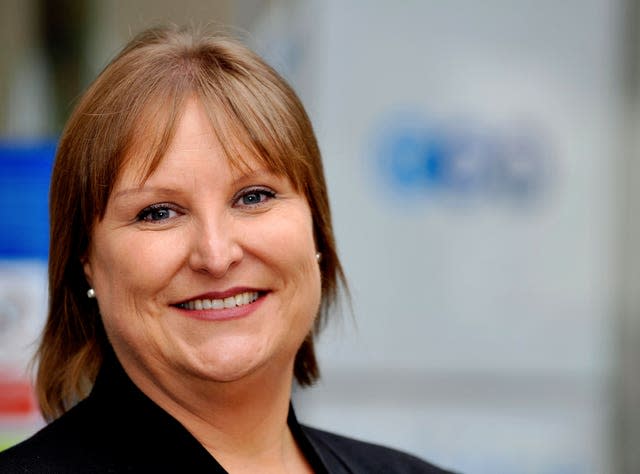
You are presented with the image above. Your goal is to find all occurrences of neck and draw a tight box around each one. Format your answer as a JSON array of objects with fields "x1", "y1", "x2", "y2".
[{"x1": 120, "y1": 358, "x2": 307, "y2": 472}]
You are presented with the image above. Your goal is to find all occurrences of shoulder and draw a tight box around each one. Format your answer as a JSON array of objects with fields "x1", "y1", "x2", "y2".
[
  {"x1": 301, "y1": 425, "x2": 457, "y2": 474},
  {"x1": 0, "y1": 388, "x2": 225, "y2": 474},
  {"x1": 0, "y1": 399, "x2": 118, "y2": 473}
]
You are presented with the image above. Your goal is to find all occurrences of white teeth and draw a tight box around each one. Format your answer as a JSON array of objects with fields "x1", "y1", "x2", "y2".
[
  {"x1": 181, "y1": 291, "x2": 259, "y2": 311},
  {"x1": 212, "y1": 299, "x2": 224, "y2": 309}
]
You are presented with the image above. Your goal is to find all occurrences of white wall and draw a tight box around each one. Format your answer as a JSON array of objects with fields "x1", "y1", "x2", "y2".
[{"x1": 251, "y1": 1, "x2": 623, "y2": 472}]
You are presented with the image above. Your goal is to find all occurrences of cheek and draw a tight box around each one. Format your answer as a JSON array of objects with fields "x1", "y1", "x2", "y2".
[
  {"x1": 250, "y1": 205, "x2": 320, "y2": 319},
  {"x1": 90, "y1": 231, "x2": 186, "y2": 313},
  {"x1": 273, "y1": 216, "x2": 322, "y2": 318},
  {"x1": 262, "y1": 210, "x2": 318, "y2": 280}
]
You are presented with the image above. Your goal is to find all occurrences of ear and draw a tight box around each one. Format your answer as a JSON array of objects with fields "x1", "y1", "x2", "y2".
[{"x1": 81, "y1": 256, "x2": 94, "y2": 287}]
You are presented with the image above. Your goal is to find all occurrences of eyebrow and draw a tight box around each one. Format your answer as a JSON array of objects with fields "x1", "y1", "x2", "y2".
[
  {"x1": 112, "y1": 186, "x2": 178, "y2": 200},
  {"x1": 111, "y1": 168, "x2": 279, "y2": 200}
]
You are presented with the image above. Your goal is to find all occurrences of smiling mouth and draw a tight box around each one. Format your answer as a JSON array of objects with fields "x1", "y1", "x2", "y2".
[{"x1": 174, "y1": 291, "x2": 261, "y2": 311}]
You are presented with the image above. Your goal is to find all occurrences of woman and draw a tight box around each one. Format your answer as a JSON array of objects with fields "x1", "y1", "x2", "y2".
[{"x1": 0, "y1": 25, "x2": 454, "y2": 473}]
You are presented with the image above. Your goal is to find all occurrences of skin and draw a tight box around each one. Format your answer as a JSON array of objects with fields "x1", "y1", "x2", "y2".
[{"x1": 83, "y1": 99, "x2": 321, "y2": 473}]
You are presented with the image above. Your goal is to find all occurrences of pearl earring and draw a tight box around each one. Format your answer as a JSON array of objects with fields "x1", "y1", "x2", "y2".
[
  {"x1": 315, "y1": 252, "x2": 322, "y2": 263},
  {"x1": 87, "y1": 288, "x2": 96, "y2": 299}
]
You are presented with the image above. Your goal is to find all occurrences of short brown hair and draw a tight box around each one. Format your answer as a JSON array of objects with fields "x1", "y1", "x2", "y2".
[{"x1": 37, "y1": 25, "x2": 346, "y2": 420}]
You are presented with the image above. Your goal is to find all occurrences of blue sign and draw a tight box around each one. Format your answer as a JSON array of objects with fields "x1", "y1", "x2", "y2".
[
  {"x1": 0, "y1": 141, "x2": 56, "y2": 260},
  {"x1": 371, "y1": 111, "x2": 553, "y2": 208}
]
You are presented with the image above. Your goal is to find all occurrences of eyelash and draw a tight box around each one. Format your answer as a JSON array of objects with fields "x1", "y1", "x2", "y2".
[
  {"x1": 136, "y1": 203, "x2": 180, "y2": 223},
  {"x1": 234, "y1": 187, "x2": 276, "y2": 208},
  {"x1": 135, "y1": 187, "x2": 276, "y2": 223}
]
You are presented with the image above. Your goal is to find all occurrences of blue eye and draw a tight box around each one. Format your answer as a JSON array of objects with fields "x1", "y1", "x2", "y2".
[
  {"x1": 137, "y1": 205, "x2": 178, "y2": 222},
  {"x1": 236, "y1": 188, "x2": 276, "y2": 207}
]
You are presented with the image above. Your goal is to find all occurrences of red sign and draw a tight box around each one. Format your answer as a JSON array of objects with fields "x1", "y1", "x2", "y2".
[{"x1": 0, "y1": 377, "x2": 37, "y2": 416}]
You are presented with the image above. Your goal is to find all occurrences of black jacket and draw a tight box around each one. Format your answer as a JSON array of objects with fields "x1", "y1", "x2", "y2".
[{"x1": 0, "y1": 355, "x2": 456, "y2": 473}]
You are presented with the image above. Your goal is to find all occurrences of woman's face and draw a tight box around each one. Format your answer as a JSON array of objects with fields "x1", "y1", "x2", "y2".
[{"x1": 83, "y1": 99, "x2": 321, "y2": 390}]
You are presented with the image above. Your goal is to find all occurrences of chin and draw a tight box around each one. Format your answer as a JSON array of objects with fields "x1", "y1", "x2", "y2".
[
  {"x1": 187, "y1": 343, "x2": 302, "y2": 386},
  {"x1": 179, "y1": 347, "x2": 269, "y2": 382}
]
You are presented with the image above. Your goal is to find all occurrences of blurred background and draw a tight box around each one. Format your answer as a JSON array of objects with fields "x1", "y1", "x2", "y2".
[{"x1": 1, "y1": 0, "x2": 640, "y2": 472}]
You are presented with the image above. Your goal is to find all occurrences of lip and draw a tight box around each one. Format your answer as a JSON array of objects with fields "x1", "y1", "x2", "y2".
[{"x1": 171, "y1": 287, "x2": 268, "y2": 322}]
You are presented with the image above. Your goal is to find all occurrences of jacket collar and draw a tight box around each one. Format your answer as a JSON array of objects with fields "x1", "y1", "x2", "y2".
[{"x1": 89, "y1": 348, "x2": 331, "y2": 473}]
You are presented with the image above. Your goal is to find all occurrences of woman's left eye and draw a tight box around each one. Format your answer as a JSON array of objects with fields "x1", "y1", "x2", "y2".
[{"x1": 235, "y1": 188, "x2": 276, "y2": 207}]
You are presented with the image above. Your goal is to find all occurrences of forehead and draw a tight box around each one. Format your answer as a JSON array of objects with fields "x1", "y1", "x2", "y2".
[{"x1": 117, "y1": 98, "x2": 269, "y2": 189}]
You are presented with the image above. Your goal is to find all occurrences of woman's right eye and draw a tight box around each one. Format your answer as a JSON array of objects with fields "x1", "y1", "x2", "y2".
[{"x1": 136, "y1": 205, "x2": 179, "y2": 222}]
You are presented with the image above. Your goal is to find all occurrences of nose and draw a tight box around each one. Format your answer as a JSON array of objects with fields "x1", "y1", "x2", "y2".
[{"x1": 188, "y1": 214, "x2": 243, "y2": 278}]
